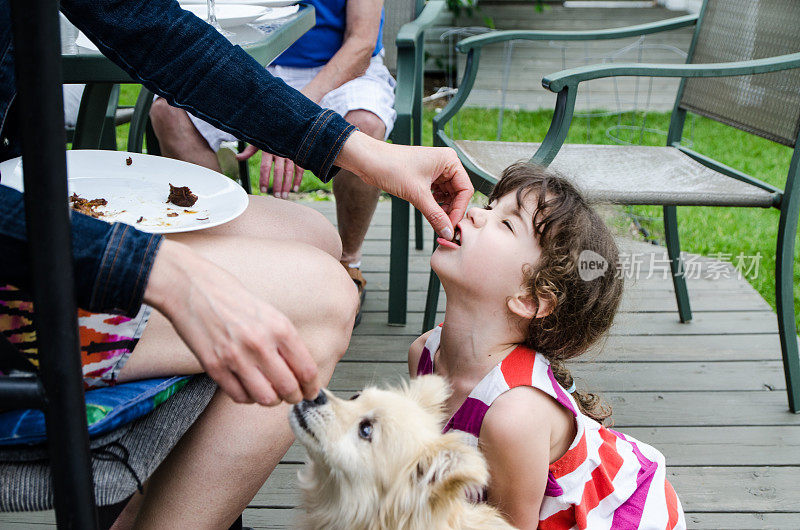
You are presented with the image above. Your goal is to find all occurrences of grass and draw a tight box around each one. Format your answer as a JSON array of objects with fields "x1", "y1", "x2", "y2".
[{"x1": 115, "y1": 84, "x2": 799, "y2": 330}]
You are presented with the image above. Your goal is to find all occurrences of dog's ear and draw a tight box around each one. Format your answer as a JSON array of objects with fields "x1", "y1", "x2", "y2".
[
  {"x1": 406, "y1": 375, "x2": 452, "y2": 418},
  {"x1": 414, "y1": 432, "x2": 489, "y2": 500}
]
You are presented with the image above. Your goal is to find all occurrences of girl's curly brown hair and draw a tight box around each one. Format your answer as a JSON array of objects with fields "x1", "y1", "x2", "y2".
[{"x1": 488, "y1": 162, "x2": 624, "y2": 424}]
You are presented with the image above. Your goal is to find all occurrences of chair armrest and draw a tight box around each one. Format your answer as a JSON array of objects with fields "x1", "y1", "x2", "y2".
[
  {"x1": 543, "y1": 52, "x2": 800, "y2": 92},
  {"x1": 396, "y1": 0, "x2": 446, "y2": 49},
  {"x1": 455, "y1": 13, "x2": 698, "y2": 52}
]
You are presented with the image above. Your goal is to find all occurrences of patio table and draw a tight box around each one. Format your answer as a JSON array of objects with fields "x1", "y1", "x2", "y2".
[{"x1": 62, "y1": 4, "x2": 315, "y2": 150}]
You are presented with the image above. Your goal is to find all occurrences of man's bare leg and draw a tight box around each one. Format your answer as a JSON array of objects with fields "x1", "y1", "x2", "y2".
[
  {"x1": 333, "y1": 110, "x2": 386, "y2": 266},
  {"x1": 115, "y1": 236, "x2": 357, "y2": 528},
  {"x1": 149, "y1": 99, "x2": 222, "y2": 172}
]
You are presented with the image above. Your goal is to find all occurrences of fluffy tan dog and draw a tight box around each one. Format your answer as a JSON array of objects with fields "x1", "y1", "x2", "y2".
[{"x1": 288, "y1": 375, "x2": 516, "y2": 530}]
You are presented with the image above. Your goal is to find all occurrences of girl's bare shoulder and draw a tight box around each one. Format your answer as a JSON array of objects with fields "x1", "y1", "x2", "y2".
[{"x1": 408, "y1": 328, "x2": 435, "y2": 377}]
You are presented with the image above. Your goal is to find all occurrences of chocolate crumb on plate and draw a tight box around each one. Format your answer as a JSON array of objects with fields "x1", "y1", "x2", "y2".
[
  {"x1": 69, "y1": 193, "x2": 107, "y2": 218},
  {"x1": 167, "y1": 212, "x2": 179, "y2": 217},
  {"x1": 167, "y1": 184, "x2": 198, "y2": 207},
  {"x1": 136, "y1": 216, "x2": 144, "y2": 223},
  {"x1": 125, "y1": 157, "x2": 133, "y2": 166}
]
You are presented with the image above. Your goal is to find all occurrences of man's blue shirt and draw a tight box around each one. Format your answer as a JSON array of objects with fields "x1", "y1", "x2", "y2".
[{"x1": 273, "y1": 0, "x2": 384, "y2": 68}]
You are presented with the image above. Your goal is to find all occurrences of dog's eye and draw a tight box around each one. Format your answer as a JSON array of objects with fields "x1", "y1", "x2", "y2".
[
  {"x1": 349, "y1": 393, "x2": 360, "y2": 401},
  {"x1": 358, "y1": 419, "x2": 373, "y2": 442}
]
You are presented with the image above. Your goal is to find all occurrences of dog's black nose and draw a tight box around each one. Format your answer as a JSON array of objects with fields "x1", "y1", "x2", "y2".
[
  {"x1": 302, "y1": 390, "x2": 327, "y2": 408},
  {"x1": 312, "y1": 390, "x2": 327, "y2": 406}
]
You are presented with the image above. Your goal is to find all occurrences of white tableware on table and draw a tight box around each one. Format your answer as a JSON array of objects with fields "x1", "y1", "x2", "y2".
[
  {"x1": 0, "y1": 150, "x2": 248, "y2": 234},
  {"x1": 181, "y1": 0, "x2": 297, "y2": 7},
  {"x1": 183, "y1": 4, "x2": 268, "y2": 29},
  {"x1": 253, "y1": 5, "x2": 299, "y2": 21}
]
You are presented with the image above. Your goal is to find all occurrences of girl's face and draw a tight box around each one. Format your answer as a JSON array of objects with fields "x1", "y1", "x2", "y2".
[{"x1": 432, "y1": 191, "x2": 544, "y2": 303}]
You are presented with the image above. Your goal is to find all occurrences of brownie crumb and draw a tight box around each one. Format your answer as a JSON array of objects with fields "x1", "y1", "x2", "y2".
[
  {"x1": 69, "y1": 193, "x2": 107, "y2": 218},
  {"x1": 167, "y1": 184, "x2": 198, "y2": 207},
  {"x1": 136, "y1": 216, "x2": 144, "y2": 223},
  {"x1": 125, "y1": 157, "x2": 133, "y2": 166},
  {"x1": 167, "y1": 212, "x2": 179, "y2": 217}
]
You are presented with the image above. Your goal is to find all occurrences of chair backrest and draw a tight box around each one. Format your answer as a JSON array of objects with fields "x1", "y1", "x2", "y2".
[
  {"x1": 381, "y1": 0, "x2": 422, "y2": 74},
  {"x1": 679, "y1": 0, "x2": 800, "y2": 147}
]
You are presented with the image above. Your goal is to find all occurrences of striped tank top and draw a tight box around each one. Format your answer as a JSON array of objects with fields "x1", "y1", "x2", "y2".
[{"x1": 416, "y1": 326, "x2": 686, "y2": 529}]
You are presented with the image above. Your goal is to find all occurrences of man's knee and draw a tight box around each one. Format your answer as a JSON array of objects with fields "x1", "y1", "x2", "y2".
[
  {"x1": 149, "y1": 98, "x2": 180, "y2": 132},
  {"x1": 344, "y1": 110, "x2": 386, "y2": 140}
]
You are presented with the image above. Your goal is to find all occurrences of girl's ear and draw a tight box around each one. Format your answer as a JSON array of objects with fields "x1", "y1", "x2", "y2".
[{"x1": 508, "y1": 292, "x2": 554, "y2": 320}]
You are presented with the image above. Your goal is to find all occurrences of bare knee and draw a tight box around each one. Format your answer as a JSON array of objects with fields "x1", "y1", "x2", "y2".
[
  {"x1": 344, "y1": 110, "x2": 386, "y2": 140},
  {"x1": 295, "y1": 248, "x2": 358, "y2": 376},
  {"x1": 297, "y1": 203, "x2": 343, "y2": 259},
  {"x1": 149, "y1": 98, "x2": 183, "y2": 137}
]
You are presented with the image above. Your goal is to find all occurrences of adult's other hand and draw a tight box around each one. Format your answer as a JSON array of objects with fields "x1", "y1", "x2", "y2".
[
  {"x1": 143, "y1": 240, "x2": 319, "y2": 405},
  {"x1": 335, "y1": 131, "x2": 473, "y2": 241},
  {"x1": 237, "y1": 145, "x2": 305, "y2": 199}
]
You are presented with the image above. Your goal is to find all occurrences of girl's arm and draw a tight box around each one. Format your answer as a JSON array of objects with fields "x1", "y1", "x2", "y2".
[
  {"x1": 408, "y1": 329, "x2": 434, "y2": 377},
  {"x1": 480, "y1": 387, "x2": 557, "y2": 529}
]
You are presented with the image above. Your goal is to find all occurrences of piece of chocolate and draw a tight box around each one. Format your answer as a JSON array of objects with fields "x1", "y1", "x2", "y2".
[
  {"x1": 69, "y1": 193, "x2": 107, "y2": 218},
  {"x1": 167, "y1": 184, "x2": 198, "y2": 207}
]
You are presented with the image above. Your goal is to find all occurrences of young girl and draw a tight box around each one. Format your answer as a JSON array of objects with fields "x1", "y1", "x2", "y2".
[{"x1": 409, "y1": 163, "x2": 685, "y2": 529}]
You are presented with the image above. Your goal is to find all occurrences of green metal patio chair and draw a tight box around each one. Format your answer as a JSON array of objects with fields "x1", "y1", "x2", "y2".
[
  {"x1": 424, "y1": 0, "x2": 800, "y2": 412},
  {"x1": 387, "y1": 0, "x2": 445, "y2": 325}
]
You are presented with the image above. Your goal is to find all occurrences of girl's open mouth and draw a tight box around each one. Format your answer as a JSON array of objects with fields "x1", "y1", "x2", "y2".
[{"x1": 437, "y1": 226, "x2": 461, "y2": 249}]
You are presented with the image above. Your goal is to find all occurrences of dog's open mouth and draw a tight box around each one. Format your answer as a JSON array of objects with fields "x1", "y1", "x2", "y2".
[{"x1": 292, "y1": 406, "x2": 317, "y2": 442}]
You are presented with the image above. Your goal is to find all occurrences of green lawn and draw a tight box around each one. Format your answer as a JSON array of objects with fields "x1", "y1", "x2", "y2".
[{"x1": 116, "y1": 84, "x2": 799, "y2": 330}]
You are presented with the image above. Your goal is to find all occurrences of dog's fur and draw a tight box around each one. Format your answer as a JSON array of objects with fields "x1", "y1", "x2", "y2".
[{"x1": 289, "y1": 375, "x2": 516, "y2": 530}]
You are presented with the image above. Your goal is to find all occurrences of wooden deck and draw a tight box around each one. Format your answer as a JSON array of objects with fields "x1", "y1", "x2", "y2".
[{"x1": 2, "y1": 199, "x2": 800, "y2": 528}]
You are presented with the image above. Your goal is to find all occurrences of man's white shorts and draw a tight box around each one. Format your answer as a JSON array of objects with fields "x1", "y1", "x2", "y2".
[{"x1": 190, "y1": 53, "x2": 397, "y2": 152}]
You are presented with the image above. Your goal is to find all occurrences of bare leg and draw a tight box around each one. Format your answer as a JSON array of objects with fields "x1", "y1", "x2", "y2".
[
  {"x1": 116, "y1": 236, "x2": 356, "y2": 528},
  {"x1": 334, "y1": 110, "x2": 386, "y2": 265},
  {"x1": 149, "y1": 98, "x2": 222, "y2": 172},
  {"x1": 200, "y1": 194, "x2": 343, "y2": 260}
]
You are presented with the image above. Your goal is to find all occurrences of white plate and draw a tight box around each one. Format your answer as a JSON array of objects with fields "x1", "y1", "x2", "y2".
[
  {"x1": 183, "y1": 4, "x2": 268, "y2": 28},
  {"x1": 0, "y1": 150, "x2": 248, "y2": 234},
  {"x1": 181, "y1": 0, "x2": 297, "y2": 7}
]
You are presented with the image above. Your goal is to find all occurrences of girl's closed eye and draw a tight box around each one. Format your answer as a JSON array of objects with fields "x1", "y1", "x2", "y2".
[{"x1": 502, "y1": 219, "x2": 514, "y2": 232}]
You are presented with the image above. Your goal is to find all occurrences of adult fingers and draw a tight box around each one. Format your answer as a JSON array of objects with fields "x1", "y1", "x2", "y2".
[
  {"x1": 292, "y1": 164, "x2": 304, "y2": 193},
  {"x1": 273, "y1": 321, "x2": 319, "y2": 400},
  {"x1": 435, "y1": 150, "x2": 473, "y2": 227},
  {"x1": 252, "y1": 346, "x2": 303, "y2": 404},
  {"x1": 279, "y1": 159, "x2": 294, "y2": 199},
  {"x1": 235, "y1": 144, "x2": 258, "y2": 161},
  {"x1": 273, "y1": 157, "x2": 288, "y2": 199},
  {"x1": 414, "y1": 188, "x2": 455, "y2": 241},
  {"x1": 203, "y1": 357, "x2": 252, "y2": 404},
  {"x1": 260, "y1": 152, "x2": 275, "y2": 194},
  {"x1": 234, "y1": 360, "x2": 282, "y2": 406}
]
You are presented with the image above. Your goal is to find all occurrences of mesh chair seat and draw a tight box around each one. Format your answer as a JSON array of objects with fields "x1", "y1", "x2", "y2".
[
  {"x1": 0, "y1": 375, "x2": 217, "y2": 512},
  {"x1": 455, "y1": 140, "x2": 776, "y2": 207}
]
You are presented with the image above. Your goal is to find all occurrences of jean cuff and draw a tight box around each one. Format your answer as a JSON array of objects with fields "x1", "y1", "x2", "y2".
[
  {"x1": 294, "y1": 109, "x2": 357, "y2": 183},
  {"x1": 89, "y1": 223, "x2": 163, "y2": 317}
]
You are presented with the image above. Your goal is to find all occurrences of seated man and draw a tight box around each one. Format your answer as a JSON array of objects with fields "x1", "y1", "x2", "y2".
[{"x1": 150, "y1": 0, "x2": 393, "y2": 316}]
